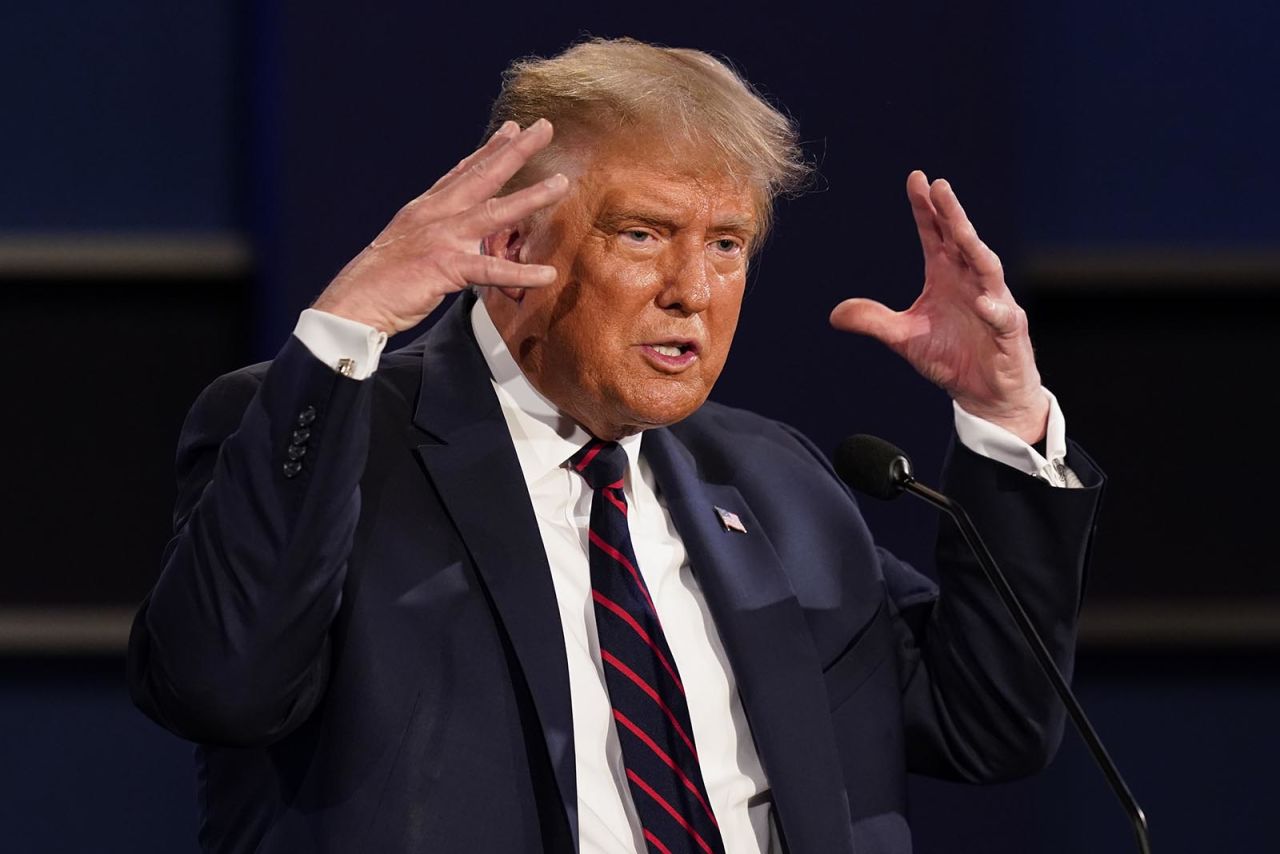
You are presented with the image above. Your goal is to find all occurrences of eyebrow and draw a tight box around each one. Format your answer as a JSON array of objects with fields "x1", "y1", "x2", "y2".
[
  {"x1": 711, "y1": 216, "x2": 757, "y2": 237},
  {"x1": 597, "y1": 209, "x2": 677, "y2": 232},
  {"x1": 596, "y1": 208, "x2": 758, "y2": 239}
]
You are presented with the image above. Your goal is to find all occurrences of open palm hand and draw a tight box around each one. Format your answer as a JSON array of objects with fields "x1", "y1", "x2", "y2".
[{"x1": 830, "y1": 171, "x2": 1049, "y2": 444}]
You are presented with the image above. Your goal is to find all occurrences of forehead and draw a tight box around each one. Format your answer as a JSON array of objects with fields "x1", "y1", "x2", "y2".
[{"x1": 570, "y1": 137, "x2": 760, "y2": 225}]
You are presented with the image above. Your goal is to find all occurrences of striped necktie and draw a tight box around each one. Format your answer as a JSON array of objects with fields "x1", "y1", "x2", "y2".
[{"x1": 569, "y1": 439, "x2": 726, "y2": 854}]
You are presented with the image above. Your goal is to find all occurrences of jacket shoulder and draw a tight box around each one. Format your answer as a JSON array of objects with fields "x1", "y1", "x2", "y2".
[{"x1": 669, "y1": 399, "x2": 837, "y2": 481}]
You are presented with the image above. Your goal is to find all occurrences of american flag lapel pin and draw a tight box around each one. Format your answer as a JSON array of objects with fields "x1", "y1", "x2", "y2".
[{"x1": 714, "y1": 505, "x2": 748, "y2": 534}]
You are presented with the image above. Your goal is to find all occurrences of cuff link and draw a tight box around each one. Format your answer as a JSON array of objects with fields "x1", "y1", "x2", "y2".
[{"x1": 337, "y1": 357, "x2": 356, "y2": 378}]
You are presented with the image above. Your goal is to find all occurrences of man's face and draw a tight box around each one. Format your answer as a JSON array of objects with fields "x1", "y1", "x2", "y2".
[{"x1": 485, "y1": 139, "x2": 759, "y2": 440}]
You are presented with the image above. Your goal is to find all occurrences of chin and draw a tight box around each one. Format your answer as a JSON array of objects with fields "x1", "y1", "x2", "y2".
[{"x1": 618, "y1": 387, "x2": 711, "y2": 431}]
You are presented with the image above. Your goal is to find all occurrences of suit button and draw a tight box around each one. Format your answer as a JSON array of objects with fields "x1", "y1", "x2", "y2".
[
  {"x1": 286, "y1": 444, "x2": 307, "y2": 461},
  {"x1": 291, "y1": 428, "x2": 311, "y2": 445},
  {"x1": 296, "y1": 406, "x2": 316, "y2": 427},
  {"x1": 283, "y1": 460, "x2": 303, "y2": 478}
]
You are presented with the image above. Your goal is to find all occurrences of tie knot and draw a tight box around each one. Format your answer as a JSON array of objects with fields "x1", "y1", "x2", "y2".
[{"x1": 569, "y1": 440, "x2": 628, "y2": 490}]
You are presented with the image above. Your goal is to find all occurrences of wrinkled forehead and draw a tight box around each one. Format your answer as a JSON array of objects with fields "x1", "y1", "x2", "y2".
[{"x1": 565, "y1": 131, "x2": 763, "y2": 226}]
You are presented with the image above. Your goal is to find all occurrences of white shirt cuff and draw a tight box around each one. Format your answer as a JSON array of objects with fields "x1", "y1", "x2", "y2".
[
  {"x1": 953, "y1": 388, "x2": 1082, "y2": 488},
  {"x1": 292, "y1": 308, "x2": 388, "y2": 380}
]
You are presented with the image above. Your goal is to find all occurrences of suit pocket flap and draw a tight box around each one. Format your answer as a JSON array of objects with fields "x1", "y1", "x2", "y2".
[{"x1": 821, "y1": 601, "x2": 891, "y2": 711}]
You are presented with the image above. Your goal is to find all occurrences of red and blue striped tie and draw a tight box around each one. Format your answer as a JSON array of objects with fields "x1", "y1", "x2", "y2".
[{"x1": 570, "y1": 439, "x2": 726, "y2": 854}]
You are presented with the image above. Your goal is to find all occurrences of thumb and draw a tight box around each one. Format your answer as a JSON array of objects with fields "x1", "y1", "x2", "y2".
[{"x1": 829, "y1": 298, "x2": 904, "y2": 345}]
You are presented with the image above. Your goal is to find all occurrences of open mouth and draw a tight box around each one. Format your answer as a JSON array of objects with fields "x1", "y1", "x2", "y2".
[
  {"x1": 648, "y1": 342, "x2": 696, "y2": 357},
  {"x1": 640, "y1": 340, "x2": 701, "y2": 369}
]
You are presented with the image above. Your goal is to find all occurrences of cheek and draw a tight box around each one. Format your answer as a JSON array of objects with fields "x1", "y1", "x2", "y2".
[
  {"x1": 551, "y1": 270, "x2": 644, "y2": 363},
  {"x1": 532, "y1": 298, "x2": 626, "y2": 401},
  {"x1": 708, "y1": 281, "x2": 745, "y2": 346},
  {"x1": 715, "y1": 294, "x2": 744, "y2": 337},
  {"x1": 551, "y1": 298, "x2": 620, "y2": 362}
]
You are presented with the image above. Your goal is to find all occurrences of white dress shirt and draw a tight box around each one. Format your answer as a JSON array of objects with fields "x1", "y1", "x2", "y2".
[{"x1": 290, "y1": 299, "x2": 1079, "y2": 853}]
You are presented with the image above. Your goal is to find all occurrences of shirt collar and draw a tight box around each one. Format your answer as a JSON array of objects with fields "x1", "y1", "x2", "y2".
[{"x1": 470, "y1": 295, "x2": 643, "y2": 483}]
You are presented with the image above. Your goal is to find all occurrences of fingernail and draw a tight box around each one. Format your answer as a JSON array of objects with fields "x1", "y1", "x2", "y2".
[
  {"x1": 543, "y1": 173, "x2": 567, "y2": 190},
  {"x1": 534, "y1": 117, "x2": 551, "y2": 131},
  {"x1": 497, "y1": 120, "x2": 518, "y2": 138}
]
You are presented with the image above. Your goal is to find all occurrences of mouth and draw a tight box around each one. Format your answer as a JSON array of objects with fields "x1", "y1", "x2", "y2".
[{"x1": 639, "y1": 339, "x2": 701, "y2": 371}]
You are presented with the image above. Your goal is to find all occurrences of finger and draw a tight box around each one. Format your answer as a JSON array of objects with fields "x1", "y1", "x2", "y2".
[
  {"x1": 828, "y1": 297, "x2": 909, "y2": 346},
  {"x1": 391, "y1": 124, "x2": 518, "y2": 226},
  {"x1": 428, "y1": 120, "x2": 520, "y2": 196},
  {"x1": 453, "y1": 172, "x2": 570, "y2": 239},
  {"x1": 449, "y1": 252, "x2": 558, "y2": 288},
  {"x1": 962, "y1": 234, "x2": 1004, "y2": 279},
  {"x1": 929, "y1": 179, "x2": 1002, "y2": 277},
  {"x1": 434, "y1": 118, "x2": 556, "y2": 213},
  {"x1": 906, "y1": 170, "x2": 943, "y2": 257},
  {"x1": 928, "y1": 178, "x2": 967, "y2": 224},
  {"x1": 974, "y1": 293, "x2": 1023, "y2": 336}
]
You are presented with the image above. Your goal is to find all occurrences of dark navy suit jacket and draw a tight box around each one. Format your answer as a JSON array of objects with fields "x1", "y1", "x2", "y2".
[{"x1": 128, "y1": 291, "x2": 1104, "y2": 853}]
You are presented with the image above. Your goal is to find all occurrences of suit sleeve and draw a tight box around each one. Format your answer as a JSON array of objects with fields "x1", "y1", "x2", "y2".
[
  {"x1": 890, "y1": 438, "x2": 1105, "y2": 782},
  {"x1": 127, "y1": 336, "x2": 374, "y2": 747}
]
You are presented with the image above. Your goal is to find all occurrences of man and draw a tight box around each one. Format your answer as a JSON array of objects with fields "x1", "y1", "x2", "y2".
[{"x1": 129, "y1": 38, "x2": 1102, "y2": 854}]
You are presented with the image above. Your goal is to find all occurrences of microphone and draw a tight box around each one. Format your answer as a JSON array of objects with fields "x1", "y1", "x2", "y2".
[{"x1": 834, "y1": 434, "x2": 1151, "y2": 854}]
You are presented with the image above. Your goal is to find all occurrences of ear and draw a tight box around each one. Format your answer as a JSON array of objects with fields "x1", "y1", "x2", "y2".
[{"x1": 482, "y1": 225, "x2": 531, "y2": 304}]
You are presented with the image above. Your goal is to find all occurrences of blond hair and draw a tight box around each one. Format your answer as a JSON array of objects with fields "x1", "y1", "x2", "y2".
[{"x1": 485, "y1": 37, "x2": 811, "y2": 242}]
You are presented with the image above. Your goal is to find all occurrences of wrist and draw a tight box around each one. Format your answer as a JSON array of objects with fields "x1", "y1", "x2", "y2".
[{"x1": 311, "y1": 292, "x2": 397, "y2": 336}]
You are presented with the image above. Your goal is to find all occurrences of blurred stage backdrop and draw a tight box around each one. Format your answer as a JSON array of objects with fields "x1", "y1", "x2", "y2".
[{"x1": 2, "y1": 1, "x2": 1278, "y2": 851}]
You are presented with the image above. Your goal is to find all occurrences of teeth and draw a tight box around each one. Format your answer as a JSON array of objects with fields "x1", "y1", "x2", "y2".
[{"x1": 652, "y1": 344, "x2": 683, "y2": 357}]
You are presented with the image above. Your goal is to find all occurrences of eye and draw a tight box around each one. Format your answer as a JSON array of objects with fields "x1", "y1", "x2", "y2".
[
  {"x1": 622, "y1": 229, "x2": 653, "y2": 243},
  {"x1": 712, "y1": 237, "x2": 744, "y2": 256}
]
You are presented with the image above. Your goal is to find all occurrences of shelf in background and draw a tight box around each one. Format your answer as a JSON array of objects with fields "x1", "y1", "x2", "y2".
[
  {"x1": 1021, "y1": 246, "x2": 1280, "y2": 290},
  {"x1": 0, "y1": 232, "x2": 251, "y2": 280}
]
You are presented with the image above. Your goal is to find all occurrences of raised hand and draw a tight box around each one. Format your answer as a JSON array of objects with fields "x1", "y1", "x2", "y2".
[
  {"x1": 312, "y1": 119, "x2": 570, "y2": 335},
  {"x1": 829, "y1": 170, "x2": 1049, "y2": 444}
]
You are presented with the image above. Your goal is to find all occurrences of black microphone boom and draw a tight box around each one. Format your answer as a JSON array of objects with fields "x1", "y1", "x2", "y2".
[{"x1": 834, "y1": 434, "x2": 1151, "y2": 854}]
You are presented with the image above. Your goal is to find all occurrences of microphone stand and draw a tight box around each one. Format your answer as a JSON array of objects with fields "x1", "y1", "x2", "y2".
[{"x1": 892, "y1": 456, "x2": 1151, "y2": 854}]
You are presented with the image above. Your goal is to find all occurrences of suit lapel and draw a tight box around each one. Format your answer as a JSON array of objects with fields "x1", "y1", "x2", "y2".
[
  {"x1": 644, "y1": 428, "x2": 857, "y2": 854},
  {"x1": 408, "y1": 295, "x2": 578, "y2": 846}
]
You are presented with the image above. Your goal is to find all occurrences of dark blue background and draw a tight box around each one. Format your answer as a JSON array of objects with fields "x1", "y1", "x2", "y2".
[{"x1": 4, "y1": 1, "x2": 1278, "y2": 851}]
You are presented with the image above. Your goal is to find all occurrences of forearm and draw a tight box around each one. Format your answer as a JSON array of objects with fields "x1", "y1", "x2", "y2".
[
  {"x1": 899, "y1": 438, "x2": 1104, "y2": 781},
  {"x1": 128, "y1": 335, "x2": 373, "y2": 746}
]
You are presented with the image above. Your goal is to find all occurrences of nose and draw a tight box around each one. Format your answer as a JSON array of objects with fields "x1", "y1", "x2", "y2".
[{"x1": 656, "y1": 242, "x2": 711, "y2": 315}]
